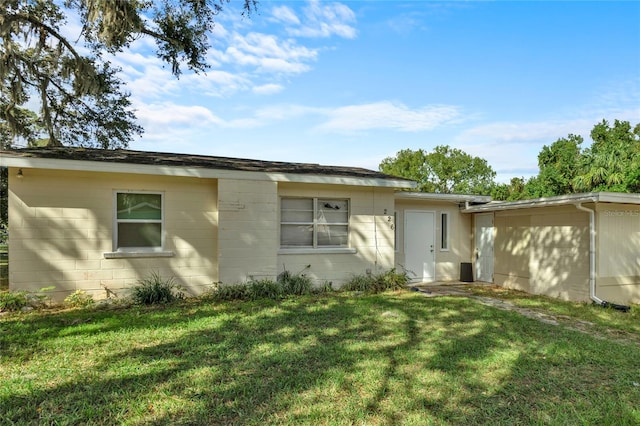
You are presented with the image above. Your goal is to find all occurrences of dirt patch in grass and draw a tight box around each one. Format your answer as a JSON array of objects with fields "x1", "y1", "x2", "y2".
[{"x1": 450, "y1": 284, "x2": 640, "y2": 346}]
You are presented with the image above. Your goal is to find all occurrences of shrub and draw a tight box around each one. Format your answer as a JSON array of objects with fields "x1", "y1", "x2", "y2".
[
  {"x1": 0, "y1": 286, "x2": 55, "y2": 312},
  {"x1": 312, "y1": 281, "x2": 334, "y2": 294},
  {"x1": 278, "y1": 270, "x2": 312, "y2": 296},
  {"x1": 204, "y1": 271, "x2": 315, "y2": 302},
  {"x1": 378, "y1": 268, "x2": 412, "y2": 290},
  {"x1": 248, "y1": 279, "x2": 283, "y2": 300},
  {"x1": 64, "y1": 290, "x2": 95, "y2": 308},
  {"x1": 204, "y1": 283, "x2": 249, "y2": 302},
  {"x1": 0, "y1": 290, "x2": 28, "y2": 312},
  {"x1": 343, "y1": 269, "x2": 410, "y2": 294},
  {"x1": 131, "y1": 272, "x2": 184, "y2": 305}
]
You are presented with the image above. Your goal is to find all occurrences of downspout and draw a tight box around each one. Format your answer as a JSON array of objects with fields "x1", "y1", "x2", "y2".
[
  {"x1": 575, "y1": 203, "x2": 603, "y2": 305},
  {"x1": 574, "y1": 203, "x2": 630, "y2": 311}
]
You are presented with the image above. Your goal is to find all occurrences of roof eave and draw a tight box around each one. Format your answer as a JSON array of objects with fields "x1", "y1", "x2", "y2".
[
  {"x1": 1, "y1": 153, "x2": 416, "y2": 189},
  {"x1": 394, "y1": 191, "x2": 491, "y2": 203},
  {"x1": 462, "y1": 192, "x2": 640, "y2": 213}
]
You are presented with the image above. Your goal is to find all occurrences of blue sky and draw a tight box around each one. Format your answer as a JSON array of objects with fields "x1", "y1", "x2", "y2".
[{"x1": 102, "y1": 1, "x2": 639, "y2": 182}]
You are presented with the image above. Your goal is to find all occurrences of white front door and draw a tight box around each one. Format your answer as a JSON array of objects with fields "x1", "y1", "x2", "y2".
[
  {"x1": 474, "y1": 213, "x2": 494, "y2": 282},
  {"x1": 404, "y1": 211, "x2": 436, "y2": 282}
]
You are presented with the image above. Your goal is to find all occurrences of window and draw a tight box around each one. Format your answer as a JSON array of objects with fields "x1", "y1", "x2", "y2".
[
  {"x1": 114, "y1": 192, "x2": 163, "y2": 251},
  {"x1": 440, "y1": 212, "x2": 449, "y2": 251},
  {"x1": 281, "y1": 198, "x2": 349, "y2": 248}
]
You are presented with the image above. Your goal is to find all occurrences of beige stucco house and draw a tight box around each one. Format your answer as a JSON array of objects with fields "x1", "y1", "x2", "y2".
[{"x1": 1, "y1": 148, "x2": 639, "y2": 306}]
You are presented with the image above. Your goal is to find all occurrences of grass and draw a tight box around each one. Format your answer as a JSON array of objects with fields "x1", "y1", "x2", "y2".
[
  {"x1": 0, "y1": 244, "x2": 7, "y2": 290},
  {"x1": 1, "y1": 290, "x2": 639, "y2": 425},
  {"x1": 468, "y1": 285, "x2": 640, "y2": 336}
]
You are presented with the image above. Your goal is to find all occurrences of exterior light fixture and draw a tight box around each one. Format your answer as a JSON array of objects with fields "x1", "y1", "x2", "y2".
[{"x1": 17, "y1": 168, "x2": 24, "y2": 179}]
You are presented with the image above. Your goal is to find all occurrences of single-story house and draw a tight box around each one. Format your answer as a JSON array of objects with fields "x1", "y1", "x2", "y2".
[
  {"x1": 462, "y1": 193, "x2": 640, "y2": 306},
  {"x1": 1, "y1": 148, "x2": 639, "y2": 306},
  {"x1": 0, "y1": 147, "x2": 421, "y2": 301}
]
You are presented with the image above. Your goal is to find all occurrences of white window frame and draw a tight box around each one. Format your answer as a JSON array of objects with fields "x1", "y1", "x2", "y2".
[
  {"x1": 112, "y1": 190, "x2": 166, "y2": 254},
  {"x1": 440, "y1": 212, "x2": 450, "y2": 251},
  {"x1": 280, "y1": 197, "x2": 350, "y2": 250}
]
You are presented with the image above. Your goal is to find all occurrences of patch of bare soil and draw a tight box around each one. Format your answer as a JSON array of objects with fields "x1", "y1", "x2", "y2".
[{"x1": 411, "y1": 284, "x2": 640, "y2": 346}]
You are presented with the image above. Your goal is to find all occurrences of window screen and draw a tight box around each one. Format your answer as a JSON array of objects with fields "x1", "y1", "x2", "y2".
[
  {"x1": 116, "y1": 192, "x2": 163, "y2": 249},
  {"x1": 281, "y1": 198, "x2": 349, "y2": 248}
]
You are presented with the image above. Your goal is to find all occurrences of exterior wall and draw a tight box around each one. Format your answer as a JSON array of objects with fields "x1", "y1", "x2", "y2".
[
  {"x1": 596, "y1": 203, "x2": 640, "y2": 304},
  {"x1": 394, "y1": 199, "x2": 472, "y2": 281},
  {"x1": 217, "y1": 179, "x2": 279, "y2": 284},
  {"x1": 277, "y1": 183, "x2": 395, "y2": 287},
  {"x1": 8, "y1": 167, "x2": 217, "y2": 301},
  {"x1": 492, "y1": 205, "x2": 590, "y2": 301}
]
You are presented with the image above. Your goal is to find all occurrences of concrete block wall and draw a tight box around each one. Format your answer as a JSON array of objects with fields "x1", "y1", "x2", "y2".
[
  {"x1": 8, "y1": 168, "x2": 218, "y2": 301},
  {"x1": 217, "y1": 179, "x2": 279, "y2": 284}
]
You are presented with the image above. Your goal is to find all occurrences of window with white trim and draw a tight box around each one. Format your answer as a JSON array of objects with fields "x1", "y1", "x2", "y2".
[
  {"x1": 440, "y1": 212, "x2": 450, "y2": 251},
  {"x1": 114, "y1": 192, "x2": 164, "y2": 251},
  {"x1": 280, "y1": 198, "x2": 349, "y2": 248}
]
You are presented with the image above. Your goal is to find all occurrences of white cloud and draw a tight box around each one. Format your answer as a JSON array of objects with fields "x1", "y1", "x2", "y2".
[
  {"x1": 317, "y1": 102, "x2": 462, "y2": 133},
  {"x1": 252, "y1": 83, "x2": 284, "y2": 95},
  {"x1": 135, "y1": 102, "x2": 223, "y2": 129},
  {"x1": 223, "y1": 32, "x2": 317, "y2": 74},
  {"x1": 271, "y1": 5, "x2": 301, "y2": 25},
  {"x1": 285, "y1": 0, "x2": 357, "y2": 39},
  {"x1": 456, "y1": 119, "x2": 596, "y2": 144}
]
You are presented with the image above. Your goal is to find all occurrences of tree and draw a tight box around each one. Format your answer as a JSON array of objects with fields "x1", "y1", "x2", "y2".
[
  {"x1": 491, "y1": 177, "x2": 528, "y2": 201},
  {"x1": 1, "y1": 0, "x2": 257, "y2": 149},
  {"x1": 380, "y1": 145, "x2": 496, "y2": 194},
  {"x1": 532, "y1": 134, "x2": 583, "y2": 197},
  {"x1": 573, "y1": 119, "x2": 640, "y2": 193},
  {"x1": 379, "y1": 148, "x2": 429, "y2": 190}
]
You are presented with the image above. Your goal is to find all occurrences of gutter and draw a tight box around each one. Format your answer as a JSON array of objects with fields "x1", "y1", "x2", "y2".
[{"x1": 575, "y1": 202, "x2": 630, "y2": 312}]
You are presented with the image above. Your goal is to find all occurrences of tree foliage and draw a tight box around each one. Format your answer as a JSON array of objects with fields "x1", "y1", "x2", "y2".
[
  {"x1": 535, "y1": 134, "x2": 583, "y2": 196},
  {"x1": 0, "y1": 0, "x2": 257, "y2": 149},
  {"x1": 492, "y1": 119, "x2": 640, "y2": 200},
  {"x1": 380, "y1": 145, "x2": 496, "y2": 194},
  {"x1": 573, "y1": 119, "x2": 640, "y2": 193}
]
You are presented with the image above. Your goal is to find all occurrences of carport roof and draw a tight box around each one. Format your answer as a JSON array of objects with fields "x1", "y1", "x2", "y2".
[{"x1": 462, "y1": 192, "x2": 640, "y2": 213}]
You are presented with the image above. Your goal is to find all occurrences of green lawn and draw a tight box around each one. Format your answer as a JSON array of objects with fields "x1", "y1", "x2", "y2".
[{"x1": 1, "y1": 291, "x2": 639, "y2": 425}]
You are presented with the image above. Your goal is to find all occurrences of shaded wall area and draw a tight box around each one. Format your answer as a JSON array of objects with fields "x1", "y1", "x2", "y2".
[
  {"x1": 8, "y1": 167, "x2": 218, "y2": 301},
  {"x1": 493, "y1": 205, "x2": 590, "y2": 301},
  {"x1": 596, "y1": 203, "x2": 640, "y2": 304}
]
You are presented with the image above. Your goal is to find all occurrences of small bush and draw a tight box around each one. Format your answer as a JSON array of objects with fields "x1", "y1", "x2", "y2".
[
  {"x1": 131, "y1": 272, "x2": 184, "y2": 305},
  {"x1": 0, "y1": 290, "x2": 28, "y2": 312},
  {"x1": 204, "y1": 271, "x2": 315, "y2": 302},
  {"x1": 248, "y1": 279, "x2": 283, "y2": 300},
  {"x1": 204, "y1": 283, "x2": 249, "y2": 302},
  {"x1": 312, "y1": 281, "x2": 334, "y2": 294},
  {"x1": 278, "y1": 270, "x2": 312, "y2": 296},
  {"x1": 379, "y1": 268, "x2": 412, "y2": 290},
  {"x1": 0, "y1": 286, "x2": 55, "y2": 312},
  {"x1": 343, "y1": 269, "x2": 410, "y2": 293},
  {"x1": 342, "y1": 274, "x2": 376, "y2": 292},
  {"x1": 64, "y1": 290, "x2": 95, "y2": 308}
]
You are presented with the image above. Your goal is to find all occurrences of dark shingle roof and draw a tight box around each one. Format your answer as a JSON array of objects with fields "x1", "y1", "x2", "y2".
[{"x1": 2, "y1": 147, "x2": 412, "y2": 182}]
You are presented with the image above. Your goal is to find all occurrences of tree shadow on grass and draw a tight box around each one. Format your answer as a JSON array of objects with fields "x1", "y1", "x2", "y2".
[{"x1": 2, "y1": 293, "x2": 640, "y2": 425}]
